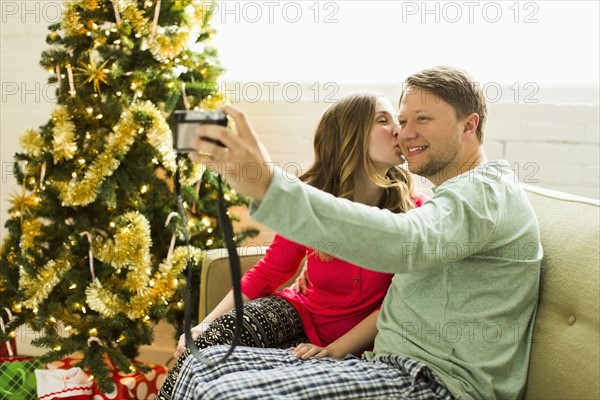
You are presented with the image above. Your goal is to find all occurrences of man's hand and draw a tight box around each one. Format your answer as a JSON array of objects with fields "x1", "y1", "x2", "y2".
[
  {"x1": 174, "y1": 323, "x2": 205, "y2": 360},
  {"x1": 189, "y1": 105, "x2": 274, "y2": 201}
]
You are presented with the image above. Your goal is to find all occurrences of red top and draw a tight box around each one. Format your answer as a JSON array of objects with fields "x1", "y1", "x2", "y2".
[{"x1": 241, "y1": 193, "x2": 427, "y2": 346}]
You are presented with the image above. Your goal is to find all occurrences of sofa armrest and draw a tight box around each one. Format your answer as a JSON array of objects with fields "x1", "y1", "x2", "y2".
[{"x1": 198, "y1": 246, "x2": 269, "y2": 321}]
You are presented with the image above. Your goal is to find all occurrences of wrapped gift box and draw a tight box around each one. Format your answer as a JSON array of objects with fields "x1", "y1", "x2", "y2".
[
  {"x1": 0, "y1": 356, "x2": 44, "y2": 399},
  {"x1": 46, "y1": 355, "x2": 167, "y2": 400}
]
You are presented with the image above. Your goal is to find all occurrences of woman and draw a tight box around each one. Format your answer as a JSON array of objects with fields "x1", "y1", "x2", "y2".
[{"x1": 157, "y1": 92, "x2": 424, "y2": 399}]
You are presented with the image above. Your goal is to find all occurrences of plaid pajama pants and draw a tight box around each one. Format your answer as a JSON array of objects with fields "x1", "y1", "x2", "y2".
[
  {"x1": 171, "y1": 346, "x2": 454, "y2": 400},
  {"x1": 158, "y1": 295, "x2": 307, "y2": 400}
]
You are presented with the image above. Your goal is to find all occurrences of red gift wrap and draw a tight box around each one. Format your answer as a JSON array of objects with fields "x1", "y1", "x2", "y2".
[
  {"x1": 0, "y1": 337, "x2": 16, "y2": 358},
  {"x1": 46, "y1": 355, "x2": 168, "y2": 400}
]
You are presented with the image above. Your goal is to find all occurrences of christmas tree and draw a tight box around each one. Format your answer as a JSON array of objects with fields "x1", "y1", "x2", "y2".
[{"x1": 0, "y1": 0, "x2": 257, "y2": 392}]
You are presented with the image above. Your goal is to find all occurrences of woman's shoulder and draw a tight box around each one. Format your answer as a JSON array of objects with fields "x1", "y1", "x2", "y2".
[{"x1": 411, "y1": 192, "x2": 429, "y2": 208}]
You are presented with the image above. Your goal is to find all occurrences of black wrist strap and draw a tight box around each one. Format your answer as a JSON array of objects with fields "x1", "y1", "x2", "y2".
[{"x1": 177, "y1": 164, "x2": 243, "y2": 366}]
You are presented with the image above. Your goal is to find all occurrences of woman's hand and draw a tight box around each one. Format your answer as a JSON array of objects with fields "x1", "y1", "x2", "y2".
[
  {"x1": 189, "y1": 105, "x2": 274, "y2": 201},
  {"x1": 290, "y1": 262, "x2": 310, "y2": 295},
  {"x1": 290, "y1": 342, "x2": 344, "y2": 360},
  {"x1": 174, "y1": 322, "x2": 208, "y2": 360}
]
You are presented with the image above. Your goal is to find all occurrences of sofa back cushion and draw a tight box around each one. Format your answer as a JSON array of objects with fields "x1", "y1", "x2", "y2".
[
  {"x1": 199, "y1": 247, "x2": 299, "y2": 320},
  {"x1": 522, "y1": 185, "x2": 599, "y2": 399}
]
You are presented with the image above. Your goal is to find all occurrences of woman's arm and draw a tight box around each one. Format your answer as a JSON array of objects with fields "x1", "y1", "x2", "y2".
[
  {"x1": 291, "y1": 310, "x2": 379, "y2": 360},
  {"x1": 174, "y1": 235, "x2": 306, "y2": 359}
]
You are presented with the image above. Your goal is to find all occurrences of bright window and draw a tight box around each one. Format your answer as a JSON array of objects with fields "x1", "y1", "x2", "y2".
[{"x1": 210, "y1": 1, "x2": 599, "y2": 86}]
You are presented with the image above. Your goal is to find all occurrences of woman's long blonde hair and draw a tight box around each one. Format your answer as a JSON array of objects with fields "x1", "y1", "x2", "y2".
[{"x1": 300, "y1": 91, "x2": 415, "y2": 214}]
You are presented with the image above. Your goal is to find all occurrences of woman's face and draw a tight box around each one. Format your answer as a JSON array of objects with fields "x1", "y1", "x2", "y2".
[{"x1": 367, "y1": 97, "x2": 404, "y2": 173}]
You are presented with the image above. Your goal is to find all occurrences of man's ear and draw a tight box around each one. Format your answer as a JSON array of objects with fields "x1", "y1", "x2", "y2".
[{"x1": 462, "y1": 113, "x2": 480, "y2": 140}]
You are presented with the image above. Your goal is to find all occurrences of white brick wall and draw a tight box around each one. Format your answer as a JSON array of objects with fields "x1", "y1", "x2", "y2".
[{"x1": 230, "y1": 92, "x2": 600, "y2": 200}]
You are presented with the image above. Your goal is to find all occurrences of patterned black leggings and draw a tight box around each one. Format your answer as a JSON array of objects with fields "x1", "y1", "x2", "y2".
[{"x1": 156, "y1": 295, "x2": 307, "y2": 400}]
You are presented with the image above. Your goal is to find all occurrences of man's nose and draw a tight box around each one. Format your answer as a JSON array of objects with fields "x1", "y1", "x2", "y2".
[{"x1": 399, "y1": 121, "x2": 417, "y2": 141}]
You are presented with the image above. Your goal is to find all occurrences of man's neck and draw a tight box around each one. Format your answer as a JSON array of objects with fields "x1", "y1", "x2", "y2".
[{"x1": 429, "y1": 148, "x2": 489, "y2": 186}]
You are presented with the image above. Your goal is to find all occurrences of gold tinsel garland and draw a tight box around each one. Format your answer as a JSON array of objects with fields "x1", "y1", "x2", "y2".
[
  {"x1": 92, "y1": 211, "x2": 152, "y2": 293},
  {"x1": 19, "y1": 128, "x2": 45, "y2": 158},
  {"x1": 122, "y1": 3, "x2": 150, "y2": 37},
  {"x1": 61, "y1": 6, "x2": 86, "y2": 36},
  {"x1": 19, "y1": 251, "x2": 73, "y2": 309},
  {"x1": 180, "y1": 159, "x2": 205, "y2": 186},
  {"x1": 86, "y1": 245, "x2": 202, "y2": 320},
  {"x1": 54, "y1": 101, "x2": 175, "y2": 206},
  {"x1": 19, "y1": 218, "x2": 44, "y2": 257},
  {"x1": 51, "y1": 106, "x2": 78, "y2": 163},
  {"x1": 149, "y1": 25, "x2": 191, "y2": 61}
]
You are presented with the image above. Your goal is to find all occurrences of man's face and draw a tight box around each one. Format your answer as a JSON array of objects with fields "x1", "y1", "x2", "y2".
[{"x1": 397, "y1": 87, "x2": 464, "y2": 183}]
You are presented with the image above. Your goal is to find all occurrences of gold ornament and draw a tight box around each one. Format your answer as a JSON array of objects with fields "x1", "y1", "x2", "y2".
[{"x1": 76, "y1": 54, "x2": 110, "y2": 93}]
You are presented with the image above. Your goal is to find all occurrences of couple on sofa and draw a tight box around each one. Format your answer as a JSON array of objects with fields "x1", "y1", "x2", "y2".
[{"x1": 158, "y1": 66, "x2": 542, "y2": 400}]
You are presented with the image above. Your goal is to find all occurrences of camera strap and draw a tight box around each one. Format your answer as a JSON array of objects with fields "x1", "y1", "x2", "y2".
[{"x1": 176, "y1": 164, "x2": 244, "y2": 366}]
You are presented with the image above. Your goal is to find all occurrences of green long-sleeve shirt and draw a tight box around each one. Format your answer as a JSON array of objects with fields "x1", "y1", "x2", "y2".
[{"x1": 250, "y1": 160, "x2": 542, "y2": 400}]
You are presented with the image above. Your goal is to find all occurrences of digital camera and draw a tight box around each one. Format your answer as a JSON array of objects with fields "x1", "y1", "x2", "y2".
[{"x1": 172, "y1": 109, "x2": 228, "y2": 152}]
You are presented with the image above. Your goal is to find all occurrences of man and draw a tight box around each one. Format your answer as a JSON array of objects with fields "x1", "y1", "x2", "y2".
[{"x1": 174, "y1": 66, "x2": 542, "y2": 399}]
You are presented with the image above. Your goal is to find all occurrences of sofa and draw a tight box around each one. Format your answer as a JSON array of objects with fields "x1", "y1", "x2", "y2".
[{"x1": 198, "y1": 184, "x2": 600, "y2": 399}]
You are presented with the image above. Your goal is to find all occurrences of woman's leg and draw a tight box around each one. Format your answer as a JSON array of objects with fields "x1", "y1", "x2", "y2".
[{"x1": 157, "y1": 296, "x2": 306, "y2": 399}]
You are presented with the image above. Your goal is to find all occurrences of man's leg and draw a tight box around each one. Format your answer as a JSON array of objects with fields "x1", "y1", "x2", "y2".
[
  {"x1": 158, "y1": 296, "x2": 306, "y2": 400},
  {"x1": 173, "y1": 347, "x2": 453, "y2": 400}
]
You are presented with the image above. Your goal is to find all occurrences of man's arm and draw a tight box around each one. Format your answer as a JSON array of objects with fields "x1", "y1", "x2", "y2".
[{"x1": 191, "y1": 105, "x2": 498, "y2": 275}]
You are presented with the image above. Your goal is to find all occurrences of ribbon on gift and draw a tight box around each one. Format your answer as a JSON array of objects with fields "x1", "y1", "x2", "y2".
[{"x1": 35, "y1": 367, "x2": 94, "y2": 400}]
